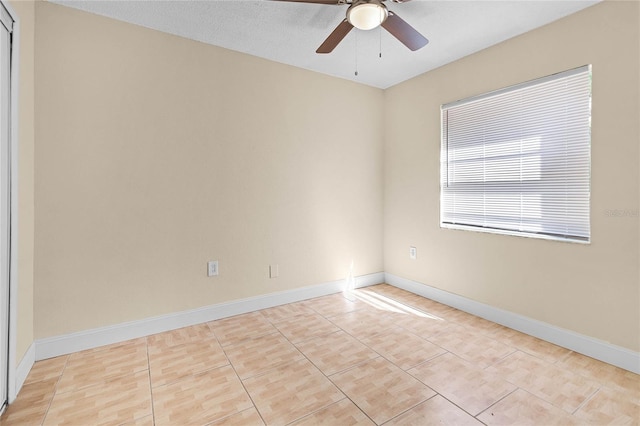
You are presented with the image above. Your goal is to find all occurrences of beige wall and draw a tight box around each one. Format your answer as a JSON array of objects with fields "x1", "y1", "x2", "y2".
[
  {"x1": 384, "y1": 0, "x2": 639, "y2": 351},
  {"x1": 34, "y1": 3, "x2": 384, "y2": 338},
  {"x1": 27, "y1": 0, "x2": 640, "y2": 355},
  {"x1": 10, "y1": 0, "x2": 35, "y2": 363}
]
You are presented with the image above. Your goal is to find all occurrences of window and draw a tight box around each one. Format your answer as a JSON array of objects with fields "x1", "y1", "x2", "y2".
[{"x1": 440, "y1": 65, "x2": 591, "y2": 243}]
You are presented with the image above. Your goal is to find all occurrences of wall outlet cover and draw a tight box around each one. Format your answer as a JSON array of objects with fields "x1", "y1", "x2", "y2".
[
  {"x1": 207, "y1": 260, "x2": 219, "y2": 277},
  {"x1": 409, "y1": 247, "x2": 417, "y2": 260}
]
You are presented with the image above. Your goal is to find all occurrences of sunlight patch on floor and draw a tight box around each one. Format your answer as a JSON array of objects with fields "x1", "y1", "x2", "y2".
[{"x1": 347, "y1": 288, "x2": 444, "y2": 321}]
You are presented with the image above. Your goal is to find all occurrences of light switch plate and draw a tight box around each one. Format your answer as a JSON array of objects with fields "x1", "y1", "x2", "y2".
[{"x1": 269, "y1": 264, "x2": 279, "y2": 278}]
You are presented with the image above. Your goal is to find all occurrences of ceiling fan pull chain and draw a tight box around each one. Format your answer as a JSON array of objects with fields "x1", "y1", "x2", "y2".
[
  {"x1": 379, "y1": 25, "x2": 382, "y2": 58},
  {"x1": 354, "y1": 30, "x2": 358, "y2": 76}
]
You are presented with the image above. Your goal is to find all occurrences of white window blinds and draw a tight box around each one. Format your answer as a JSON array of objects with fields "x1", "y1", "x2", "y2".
[{"x1": 440, "y1": 65, "x2": 591, "y2": 243}]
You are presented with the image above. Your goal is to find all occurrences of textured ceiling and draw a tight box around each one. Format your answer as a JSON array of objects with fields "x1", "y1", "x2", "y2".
[{"x1": 51, "y1": 0, "x2": 600, "y2": 89}]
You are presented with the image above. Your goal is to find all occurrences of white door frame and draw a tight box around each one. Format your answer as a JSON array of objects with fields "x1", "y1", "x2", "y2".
[{"x1": 1, "y1": 0, "x2": 19, "y2": 405}]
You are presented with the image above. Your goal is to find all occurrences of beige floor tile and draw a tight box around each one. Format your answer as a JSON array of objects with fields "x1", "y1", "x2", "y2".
[
  {"x1": 77, "y1": 338, "x2": 147, "y2": 355},
  {"x1": 43, "y1": 370, "x2": 152, "y2": 426},
  {"x1": 437, "y1": 308, "x2": 482, "y2": 324},
  {"x1": 365, "y1": 284, "x2": 417, "y2": 303},
  {"x1": 359, "y1": 326, "x2": 446, "y2": 370},
  {"x1": 428, "y1": 324, "x2": 515, "y2": 368},
  {"x1": 153, "y1": 365, "x2": 253, "y2": 426},
  {"x1": 149, "y1": 338, "x2": 229, "y2": 387},
  {"x1": 0, "y1": 378, "x2": 57, "y2": 426},
  {"x1": 409, "y1": 352, "x2": 516, "y2": 416},
  {"x1": 477, "y1": 389, "x2": 582, "y2": 426},
  {"x1": 506, "y1": 334, "x2": 570, "y2": 364},
  {"x1": 399, "y1": 295, "x2": 455, "y2": 318},
  {"x1": 350, "y1": 288, "x2": 452, "y2": 323},
  {"x1": 478, "y1": 324, "x2": 571, "y2": 364},
  {"x1": 487, "y1": 351, "x2": 600, "y2": 413},
  {"x1": 208, "y1": 312, "x2": 278, "y2": 347},
  {"x1": 395, "y1": 314, "x2": 455, "y2": 339},
  {"x1": 6, "y1": 284, "x2": 637, "y2": 426},
  {"x1": 243, "y1": 358, "x2": 344, "y2": 425},
  {"x1": 558, "y1": 351, "x2": 640, "y2": 399},
  {"x1": 303, "y1": 293, "x2": 366, "y2": 317},
  {"x1": 24, "y1": 355, "x2": 68, "y2": 385},
  {"x1": 477, "y1": 322, "x2": 521, "y2": 342},
  {"x1": 295, "y1": 330, "x2": 378, "y2": 375},
  {"x1": 120, "y1": 414, "x2": 154, "y2": 426},
  {"x1": 273, "y1": 313, "x2": 340, "y2": 343},
  {"x1": 330, "y1": 357, "x2": 436, "y2": 424},
  {"x1": 224, "y1": 332, "x2": 304, "y2": 379},
  {"x1": 207, "y1": 407, "x2": 265, "y2": 425},
  {"x1": 462, "y1": 316, "x2": 505, "y2": 333},
  {"x1": 290, "y1": 399, "x2": 375, "y2": 426},
  {"x1": 384, "y1": 395, "x2": 483, "y2": 425},
  {"x1": 573, "y1": 386, "x2": 640, "y2": 425},
  {"x1": 349, "y1": 288, "x2": 424, "y2": 314},
  {"x1": 147, "y1": 323, "x2": 214, "y2": 352},
  {"x1": 328, "y1": 309, "x2": 399, "y2": 339},
  {"x1": 56, "y1": 338, "x2": 148, "y2": 393},
  {"x1": 363, "y1": 286, "x2": 453, "y2": 319},
  {"x1": 259, "y1": 302, "x2": 317, "y2": 323},
  {"x1": 481, "y1": 323, "x2": 573, "y2": 364},
  {"x1": 448, "y1": 314, "x2": 547, "y2": 352}
]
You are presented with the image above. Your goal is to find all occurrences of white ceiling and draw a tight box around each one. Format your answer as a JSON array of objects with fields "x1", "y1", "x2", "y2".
[{"x1": 51, "y1": 0, "x2": 600, "y2": 89}]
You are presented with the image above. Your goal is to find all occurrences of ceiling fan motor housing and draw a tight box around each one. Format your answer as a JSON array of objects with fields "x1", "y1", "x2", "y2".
[{"x1": 347, "y1": 0, "x2": 389, "y2": 30}]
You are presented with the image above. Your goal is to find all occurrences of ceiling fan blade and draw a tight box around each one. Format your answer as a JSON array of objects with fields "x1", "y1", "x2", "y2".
[
  {"x1": 270, "y1": 0, "x2": 345, "y2": 4},
  {"x1": 381, "y1": 11, "x2": 428, "y2": 51},
  {"x1": 316, "y1": 19, "x2": 354, "y2": 53}
]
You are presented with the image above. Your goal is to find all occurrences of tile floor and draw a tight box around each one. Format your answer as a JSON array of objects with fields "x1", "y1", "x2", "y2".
[{"x1": 1, "y1": 284, "x2": 638, "y2": 425}]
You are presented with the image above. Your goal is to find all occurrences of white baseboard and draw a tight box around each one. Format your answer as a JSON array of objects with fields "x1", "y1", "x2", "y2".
[
  {"x1": 35, "y1": 272, "x2": 384, "y2": 361},
  {"x1": 12, "y1": 343, "x2": 35, "y2": 402},
  {"x1": 26, "y1": 270, "x2": 639, "y2": 379},
  {"x1": 384, "y1": 273, "x2": 640, "y2": 374}
]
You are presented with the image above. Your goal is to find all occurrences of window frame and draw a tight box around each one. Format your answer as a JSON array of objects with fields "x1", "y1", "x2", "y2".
[{"x1": 439, "y1": 65, "x2": 592, "y2": 244}]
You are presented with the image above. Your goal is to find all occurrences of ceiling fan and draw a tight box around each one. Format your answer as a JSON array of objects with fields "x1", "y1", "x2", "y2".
[{"x1": 273, "y1": 0, "x2": 429, "y2": 54}]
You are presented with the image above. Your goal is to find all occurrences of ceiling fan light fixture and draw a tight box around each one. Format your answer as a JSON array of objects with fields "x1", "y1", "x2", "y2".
[{"x1": 347, "y1": 1, "x2": 388, "y2": 30}]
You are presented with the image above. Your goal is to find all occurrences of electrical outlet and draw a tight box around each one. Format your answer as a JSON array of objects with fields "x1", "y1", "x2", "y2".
[
  {"x1": 409, "y1": 246, "x2": 417, "y2": 260},
  {"x1": 207, "y1": 260, "x2": 219, "y2": 277}
]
